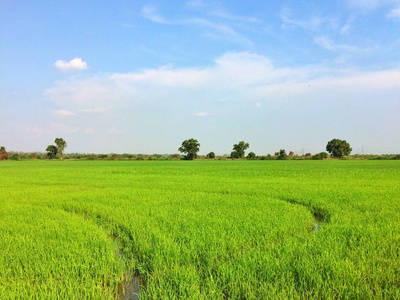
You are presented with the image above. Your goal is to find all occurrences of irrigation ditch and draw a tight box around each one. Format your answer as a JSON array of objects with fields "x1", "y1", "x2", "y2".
[
  {"x1": 51, "y1": 199, "x2": 330, "y2": 299},
  {"x1": 58, "y1": 206, "x2": 145, "y2": 299},
  {"x1": 278, "y1": 197, "x2": 331, "y2": 233}
]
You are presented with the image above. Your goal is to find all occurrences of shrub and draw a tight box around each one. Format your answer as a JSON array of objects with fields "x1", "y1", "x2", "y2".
[
  {"x1": 207, "y1": 152, "x2": 216, "y2": 159},
  {"x1": 247, "y1": 152, "x2": 256, "y2": 159},
  {"x1": 312, "y1": 152, "x2": 329, "y2": 160}
]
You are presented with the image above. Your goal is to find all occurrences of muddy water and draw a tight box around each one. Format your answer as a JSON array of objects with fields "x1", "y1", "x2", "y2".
[{"x1": 117, "y1": 275, "x2": 143, "y2": 300}]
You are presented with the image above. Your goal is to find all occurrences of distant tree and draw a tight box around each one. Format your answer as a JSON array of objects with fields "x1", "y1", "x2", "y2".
[
  {"x1": 207, "y1": 152, "x2": 216, "y2": 159},
  {"x1": 247, "y1": 152, "x2": 256, "y2": 159},
  {"x1": 231, "y1": 141, "x2": 250, "y2": 159},
  {"x1": 178, "y1": 138, "x2": 200, "y2": 160},
  {"x1": 0, "y1": 146, "x2": 9, "y2": 161},
  {"x1": 326, "y1": 139, "x2": 352, "y2": 158},
  {"x1": 8, "y1": 152, "x2": 19, "y2": 161},
  {"x1": 274, "y1": 152, "x2": 280, "y2": 156},
  {"x1": 312, "y1": 152, "x2": 329, "y2": 160},
  {"x1": 289, "y1": 151, "x2": 294, "y2": 156},
  {"x1": 55, "y1": 138, "x2": 67, "y2": 159},
  {"x1": 305, "y1": 153, "x2": 312, "y2": 156},
  {"x1": 278, "y1": 149, "x2": 287, "y2": 160},
  {"x1": 46, "y1": 145, "x2": 58, "y2": 159}
]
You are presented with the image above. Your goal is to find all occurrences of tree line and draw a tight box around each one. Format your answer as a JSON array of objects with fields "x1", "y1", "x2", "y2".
[
  {"x1": 177, "y1": 138, "x2": 352, "y2": 160},
  {"x1": 2, "y1": 137, "x2": 399, "y2": 161}
]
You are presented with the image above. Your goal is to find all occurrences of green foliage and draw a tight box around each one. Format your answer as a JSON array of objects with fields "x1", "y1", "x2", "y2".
[
  {"x1": 7, "y1": 153, "x2": 19, "y2": 161},
  {"x1": 247, "y1": 151, "x2": 256, "y2": 159},
  {"x1": 326, "y1": 138, "x2": 352, "y2": 158},
  {"x1": 312, "y1": 152, "x2": 329, "y2": 160},
  {"x1": 278, "y1": 149, "x2": 287, "y2": 160},
  {"x1": 46, "y1": 145, "x2": 58, "y2": 159},
  {"x1": 178, "y1": 138, "x2": 200, "y2": 160},
  {"x1": 54, "y1": 138, "x2": 67, "y2": 158},
  {"x1": 207, "y1": 152, "x2": 216, "y2": 159},
  {"x1": 231, "y1": 141, "x2": 250, "y2": 158}
]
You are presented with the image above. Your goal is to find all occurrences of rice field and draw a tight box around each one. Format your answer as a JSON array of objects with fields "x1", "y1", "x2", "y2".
[{"x1": 0, "y1": 160, "x2": 399, "y2": 299}]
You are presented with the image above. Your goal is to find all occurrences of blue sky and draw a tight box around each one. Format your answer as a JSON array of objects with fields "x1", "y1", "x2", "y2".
[{"x1": 1, "y1": 0, "x2": 400, "y2": 155}]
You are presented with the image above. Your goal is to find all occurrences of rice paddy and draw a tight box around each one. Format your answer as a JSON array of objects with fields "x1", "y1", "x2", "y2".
[{"x1": 0, "y1": 160, "x2": 399, "y2": 299}]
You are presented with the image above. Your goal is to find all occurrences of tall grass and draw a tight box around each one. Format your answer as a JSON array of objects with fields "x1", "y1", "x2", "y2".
[{"x1": 0, "y1": 160, "x2": 399, "y2": 298}]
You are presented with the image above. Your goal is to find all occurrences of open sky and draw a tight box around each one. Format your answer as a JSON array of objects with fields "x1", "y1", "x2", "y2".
[{"x1": 1, "y1": 0, "x2": 400, "y2": 155}]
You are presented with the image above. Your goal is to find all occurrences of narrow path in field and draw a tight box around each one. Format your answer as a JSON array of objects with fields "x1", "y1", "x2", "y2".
[
  {"x1": 276, "y1": 198, "x2": 331, "y2": 232},
  {"x1": 58, "y1": 207, "x2": 144, "y2": 299}
]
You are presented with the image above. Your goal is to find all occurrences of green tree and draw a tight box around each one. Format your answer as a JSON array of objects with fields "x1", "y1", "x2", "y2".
[
  {"x1": 278, "y1": 149, "x2": 287, "y2": 160},
  {"x1": 326, "y1": 139, "x2": 352, "y2": 158},
  {"x1": 207, "y1": 152, "x2": 216, "y2": 159},
  {"x1": 247, "y1": 152, "x2": 256, "y2": 159},
  {"x1": 312, "y1": 152, "x2": 329, "y2": 160},
  {"x1": 46, "y1": 145, "x2": 58, "y2": 159},
  {"x1": 55, "y1": 138, "x2": 67, "y2": 158},
  {"x1": 178, "y1": 138, "x2": 200, "y2": 160},
  {"x1": 231, "y1": 141, "x2": 250, "y2": 159}
]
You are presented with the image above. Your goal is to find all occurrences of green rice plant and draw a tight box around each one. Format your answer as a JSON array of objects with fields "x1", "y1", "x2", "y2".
[{"x1": 0, "y1": 160, "x2": 399, "y2": 299}]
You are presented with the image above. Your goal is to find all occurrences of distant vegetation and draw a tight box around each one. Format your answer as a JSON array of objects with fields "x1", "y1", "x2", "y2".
[{"x1": 1, "y1": 137, "x2": 399, "y2": 161}]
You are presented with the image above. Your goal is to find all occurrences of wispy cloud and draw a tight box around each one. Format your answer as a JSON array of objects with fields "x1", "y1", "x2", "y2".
[
  {"x1": 208, "y1": 10, "x2": 260, "y2": 23},
  {"x1": 51, "y1": 122, "x2": 80, "y2": 134},
  {"x1": 387, "y1": 7, "x2": 400, "y2": 19},
  {"x1": 51, "y1": 109, "x2": 77, "y2": 116},
  {"x1": 346, "y1": 0, "x2": 400, "y2": 13},
  {"x1": 26, "y1": 126, "x2": 49, "y2": 136},
  {"x1": 81, "y1": 106, "x2": 112, "y2": 113},
  {"x1": 314, "y1": 36, "x2": 357, "y2": 52},
  {"x1": 45, "y1": 51, "x2": 400, "y2": 154},
  {"x1": 280, "y1": 8, "x2": 324, "y2": 31},
  {"x1": 54, "y1": 58, "x2": 87, "y2": 72},
  {"x1": 196, "y1": 111, "x2": 208, "y2": 117},
  {"x1": 106, "y1": 127, "x2": 122, "y2": 135},
  {"x1": 84, "y1": 128, "x2": 95, "y2": 135},
  {"x1": 186, "y1": 18, "x2": 254, "y2": 47},
  {"x1": 47, "y1": 51, "x2": 400, "y2": 110},
  {"x1": 141, "y1": 5, "x2": 169, "y2": 24},
  {"x1": 186, "y1": 0, "x2": 206, "y2": 9}
]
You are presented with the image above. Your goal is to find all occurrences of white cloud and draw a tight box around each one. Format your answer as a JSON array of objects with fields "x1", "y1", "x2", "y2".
[
  {"x1": 81, "y1": 106, "x2": 112, "y2": 113},
  {"x1": 314, "y1": 36, "x2": 357, "y2": 52},
  {"x1": 186, "y1": 18, "x2": 253, "y2": 47},
  {"x1": 51, "y1": 122, "x2": 80, "y2": 134},
  {"x1": 106, "y1": 127, "x2": 122, "y2": 135},
  {"x1": 51, "y1": 109, "x2": 77, "y2": 116},
  {"x1": 208, "y1": 10, "x2": 260, "y2": 23},
  {"x1": 47, "y1": 51, "x2": 400, "y2": 113},
  {"x1": 196, "y1": 111, "x2": 208, "y2": 117},
  {"x1": 26, "y1": 126, "x2": 49, "y2": 136},
  {"x1": 43, "y1": 51, "x2": 400, "y2": 154},
  {"x1": 388, "y1": 7, "x2": 400, "y2": 19},
  {"x1": 84, "y1": 128, "x2": 95, "y2": 135},
  {"x1": 54, "y1": 58, "x2": 88, "y2": 72},
  {"x1": 280, "y1": 8, "x2": 324, "y2": 31},
  {"x1": 346, "y1": 0, "x2": 400, "y2": 12},
  {"x1": 141, "y1": 6, "x2": 169, "y2": 24}
]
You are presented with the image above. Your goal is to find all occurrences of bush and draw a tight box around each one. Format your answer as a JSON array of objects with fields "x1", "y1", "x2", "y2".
[
  {"x1": 8, "y1": 153, "x2": 20, "y2": 161},
  {"x1": 312, "y1": 152, "x2": 329, "y2": 160},
  {"x1": 207, "y1": 152, "x2": 216, "y2": 159},
  {"x1": 247, "y1": 152, "x2": 256, "y2": 159}
]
